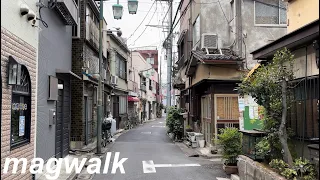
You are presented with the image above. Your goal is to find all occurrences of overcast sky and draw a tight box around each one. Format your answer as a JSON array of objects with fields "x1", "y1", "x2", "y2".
[{"x1": 102, "y1": 0, "x2": 180, "y2": 86}]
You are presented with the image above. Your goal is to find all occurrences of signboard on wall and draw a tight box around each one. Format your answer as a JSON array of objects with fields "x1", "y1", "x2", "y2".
[{"x1": 238, "y1": 95, "x2": 264, "y2": 130}]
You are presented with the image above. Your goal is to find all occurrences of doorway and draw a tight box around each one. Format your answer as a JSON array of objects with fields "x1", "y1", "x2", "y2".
[{"x1": 55, "y1": 79, "x2": 70, "y2": 158}]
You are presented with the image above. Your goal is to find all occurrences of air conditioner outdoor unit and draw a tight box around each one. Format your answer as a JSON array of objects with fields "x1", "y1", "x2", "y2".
[
  {"x1": 111, "y1": 75, "x2": 118, "y2": 86},
  {"x1": 201, "y1": 33, "x2": 218, "y2": 50}
]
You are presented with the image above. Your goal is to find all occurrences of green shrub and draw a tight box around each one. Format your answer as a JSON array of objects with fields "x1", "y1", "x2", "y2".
[
  {"x1": 166, "y1": 107, "x2": 183, "y2": 140},
  {"x1": 269, "y1": 158, "x2": 318, "y2": 180},
  {"x1": 217, "y1": 128, "x2": 242, "y2": 166}
]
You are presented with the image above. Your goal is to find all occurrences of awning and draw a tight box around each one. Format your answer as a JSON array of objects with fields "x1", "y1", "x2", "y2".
[
  {"x1": 128, "y1": 96, "x2": 139, "y2": 102},
  {"x1": 56, "y1": 69, "x2": 82, "y2": 80}
]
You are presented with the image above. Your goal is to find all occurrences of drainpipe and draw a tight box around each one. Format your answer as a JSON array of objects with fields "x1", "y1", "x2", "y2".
[{"x1": 302, "y1": 46, "x2": 308, "y2": 158}]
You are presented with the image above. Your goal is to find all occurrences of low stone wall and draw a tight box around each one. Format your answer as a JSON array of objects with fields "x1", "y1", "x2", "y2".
[{"x1": 237, "y1": 155, "x2": 286, "y2": 180}]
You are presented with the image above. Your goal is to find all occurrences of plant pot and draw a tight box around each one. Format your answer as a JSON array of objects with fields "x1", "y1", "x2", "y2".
[{"x1": 223, "y1": 164, "x2": 238, "y2": 175}]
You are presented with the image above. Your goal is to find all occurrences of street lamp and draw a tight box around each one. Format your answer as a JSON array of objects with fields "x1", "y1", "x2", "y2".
[
  {"x1": 112, "y1": 3, "x2": 123, "y2": 19},
  {"x1": 128, "y1": 0, "x2": 138, "y2": 14}
]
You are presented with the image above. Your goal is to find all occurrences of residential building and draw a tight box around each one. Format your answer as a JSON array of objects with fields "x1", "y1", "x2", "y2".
[
  {"x1": 251, "y1": 0, "x2": 319, "y2": 164},
  {"x1": 137, "y1": 50, "x2": 159, "y2": 72},
  {"x1": 287, "y1": 0, "x2": 319, "y2": 33},
  {"x1": 107, "y1": 32, "x2": 130, "y2": 129},
  {"x1": 70, "y1": 0, "x2": 111, "y2": 150},
  {"x1": 173, "y1": 0, "x2": 287, "y2": 147},
  {"x1": 1, "y1": 1, "x2": 38, "y2": 179},
  {"x1": 128, "y1": 50, "x2": 140, "y2": 123},
  {"x1": 131, "y1": 51, "x2": 159, "y2": 122},
  {"x1": 35, "y1": 0, "x2": 79, "y2": 171}
]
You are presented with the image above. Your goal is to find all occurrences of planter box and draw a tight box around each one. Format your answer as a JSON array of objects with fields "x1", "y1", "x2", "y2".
[{"x1": 223, "y1": 164, "x2": 238, "y2": 175}]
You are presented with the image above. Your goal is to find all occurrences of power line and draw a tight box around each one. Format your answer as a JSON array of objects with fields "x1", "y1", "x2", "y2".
[
  {"x1": 126, "y1": 1, "x2": 156, "y2": 41},
  {"x1": 129, "y1": 2, "x2": 158, "y2": 46}
]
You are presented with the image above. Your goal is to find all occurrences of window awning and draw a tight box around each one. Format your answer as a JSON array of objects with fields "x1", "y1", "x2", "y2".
[{"x1": 128, "y1": 96, "x2": 139, "y2": 102}]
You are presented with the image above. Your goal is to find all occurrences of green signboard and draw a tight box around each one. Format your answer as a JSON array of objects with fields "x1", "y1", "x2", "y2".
[{"x1": 238, "y1": 95, "x2": 264, "y2": 130}]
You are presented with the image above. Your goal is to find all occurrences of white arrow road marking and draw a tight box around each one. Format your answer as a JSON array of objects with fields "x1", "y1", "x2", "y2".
[
  {"x1": 151, "y1": 125, "x2": 165, "y2": 128},
  {"x1": 142, "y1": 160, "x2": 201, "y2": 173}
]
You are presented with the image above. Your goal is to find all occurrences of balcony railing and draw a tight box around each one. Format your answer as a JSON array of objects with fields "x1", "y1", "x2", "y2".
[
  {"x1": 86, "y1": 18, "x2": 99, "y2": 50},
  {"x1": 54, "y1": 0, "x2": 78, "y2": 25}
]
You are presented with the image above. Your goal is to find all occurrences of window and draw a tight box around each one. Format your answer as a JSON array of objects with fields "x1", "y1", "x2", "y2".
[
  {"x1": 149, "y1": 80, "x2": 153, "y2": 91},
  {"x1": 115, "y1": 53, "x2": 127, "y2": 80},
  {"x1": 119, "y1": 96, "x2": 127, "y2": 114},
  {"x1": 192, "y1": 15, "x2": 200, "y2": 48},
  {"x1": 147, "y1": 57, "x2": 154, "y2": 65},
  {"x1": 254, "y1": 0, "x2": 287, "y2": 26},
  {"x1": 11, "y1": 65, "x2": 31, "y2": 148}
]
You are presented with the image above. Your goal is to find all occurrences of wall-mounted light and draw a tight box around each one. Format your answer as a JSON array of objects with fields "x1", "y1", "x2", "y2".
[
  {"x1": 128, "y1": 0, "x2": 138, "y2": 14},
  {"x1": 8, "y1": 56, "x2": 21, "y2": 85}
]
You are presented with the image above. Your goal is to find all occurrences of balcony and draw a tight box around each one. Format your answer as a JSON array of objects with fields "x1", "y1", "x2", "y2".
[
  {"x1": 53, "y1": 0, "x2": 78, "y2": 26},
  {"x1": 86, "y1": 18, "x2": 99, "y2": 50}
]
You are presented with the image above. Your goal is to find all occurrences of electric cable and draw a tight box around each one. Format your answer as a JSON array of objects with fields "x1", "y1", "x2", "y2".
[
  {"x1": 37, "y1": 2, "x2": 49, "y2": 28},
  {"x1": 129, "y1": 2, "x2": 158, "y2": 47},
  {"x1": 126, "y1": 1, "x2": 156, "y2": 41}
]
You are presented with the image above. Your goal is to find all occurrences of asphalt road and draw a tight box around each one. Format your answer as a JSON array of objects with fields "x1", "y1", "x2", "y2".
[{"x1": 92, "y1": 117, "x2": 229, "y2": 180}]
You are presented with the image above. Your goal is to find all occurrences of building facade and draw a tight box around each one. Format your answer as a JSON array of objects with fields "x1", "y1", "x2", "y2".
[
  {"x1": 251, "y1": 0, "x2": 319, "y2": 166},
  {"x1": 70, "y1": 0, "x2": 110, "y2": 150},
  {"x1": 107, "y1": 33, "x2": 130, "y2": 129},
  {"x1": 173, "y1": 0, "x2": 288, "y2": 147},
  {"x1": 131, "y1": 51, "x2": 159, "y2": 122},
  {"x1": 1, "y1": 0, "x2": 38, "y2": 179},
  {"x1": 36, "y1": 0, "x2": 79, "y2": 169}
]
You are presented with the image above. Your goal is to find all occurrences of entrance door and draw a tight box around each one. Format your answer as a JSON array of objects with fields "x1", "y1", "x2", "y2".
[
  {"x1": 214, "y1": 94, "x2": 240, "y2": 140},
  {"x1": 85, "y1": 96, "x2": 93, "y2": 145},
  {"x1": 55, "y1": 79, "x2": 70, "y2": 158},
  {"x1": 201, "y1": 95, "x2": 212, "y2": 146},
  {"x1": 113, "y1": 96, "x2": 120, "y2": 129}
]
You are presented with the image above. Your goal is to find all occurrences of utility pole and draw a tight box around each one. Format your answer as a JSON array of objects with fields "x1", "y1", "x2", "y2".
[
  {"x1": 166, "y1": 0, "x2": 173, "y2": 109},
  {"x1": 97, "y1": 0, "x2": 104, "y2": 154}
]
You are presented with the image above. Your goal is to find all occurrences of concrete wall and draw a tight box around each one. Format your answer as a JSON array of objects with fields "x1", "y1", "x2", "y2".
[
  {"x1": 287, "y1": 0, "x2": 319, "y2": 33},
  {"x1": 237, "y1": 155, "x2": 287, "y2": 180},
  {"x1": 1, "y1": 0, "x2": 38, "y2": 48},
  {"x1": 36, "y1": 0, "x2": 73, "y2": 162},
  {"x1": 199, "y1": 0, "x2": 287, "y2": 69},
  {"x1": 191, "y1": 64, "x2": 243, "y2": 85}
]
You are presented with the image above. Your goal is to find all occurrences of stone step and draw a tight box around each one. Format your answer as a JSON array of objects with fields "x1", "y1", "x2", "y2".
[{"x1": 231, "y1": 174, "x2": 240, "y2": 180}]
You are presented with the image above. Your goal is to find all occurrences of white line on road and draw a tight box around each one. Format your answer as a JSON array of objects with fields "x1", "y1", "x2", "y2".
[
  {"x1": 151, "y1": 125, "x2": 165, "y2": 128},
  {"x1": 141, "y1": 132, "x2": 151, "y2": 134},
  {"x1": 159, "y1": 122, "x2": 164, "y2": 124},
  {"x1": 142, "y1": 160, "x2": 201, "y2": 173}
]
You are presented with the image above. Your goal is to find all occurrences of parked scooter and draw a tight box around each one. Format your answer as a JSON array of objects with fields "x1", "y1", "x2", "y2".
[{"x1": 102, "y1": 116, "x2": 112, "y2": 147}]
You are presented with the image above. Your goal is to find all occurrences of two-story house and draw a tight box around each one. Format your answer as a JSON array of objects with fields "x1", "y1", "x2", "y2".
[
  {"x1": 173, "y1": 0, "x2": 287, "y2": 147},
  {"x1": 70, "y1": 0, "x2": 111, "y2": 150},
  {"x1": 107, "y1": 32, "x2": 130, "y2": 130},
  {"x1": 35, "y1": 0, "x2": 79, "y2": 176},
  {"x1": 250, "y1": 0, "x2": 319, "y2": 166}
]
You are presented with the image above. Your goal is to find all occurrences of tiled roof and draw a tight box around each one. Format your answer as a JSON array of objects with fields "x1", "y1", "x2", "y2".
[{"x1": 192, "y1": 49, "x2": 241, "y2": 61}]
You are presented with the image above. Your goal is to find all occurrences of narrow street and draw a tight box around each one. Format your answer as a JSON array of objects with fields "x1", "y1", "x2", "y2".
[{"x1": 92, "y1": 117, "x2": 228, "y2": 180}]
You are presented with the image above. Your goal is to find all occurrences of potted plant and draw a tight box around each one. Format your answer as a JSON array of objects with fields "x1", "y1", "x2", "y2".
[
  {"x1": 217, "y1": 127, "x2": 242, "y2": 175},
  {"x1": 185, "y1": 125, "x2": 193, "y2": 132}
]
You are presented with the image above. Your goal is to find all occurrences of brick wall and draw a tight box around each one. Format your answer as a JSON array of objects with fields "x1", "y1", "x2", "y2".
[{"x1": 1, "y1": 27, "x2": 37, "y2": 180}]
